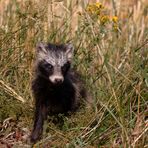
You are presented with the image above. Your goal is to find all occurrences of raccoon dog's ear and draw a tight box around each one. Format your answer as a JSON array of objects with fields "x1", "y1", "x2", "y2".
[
  {"x1": 36, "y1": 42, "x2": 47, "y2": 54},
  {"x1": 65, "y1": 43, "x2": 74, "y2": 61}
]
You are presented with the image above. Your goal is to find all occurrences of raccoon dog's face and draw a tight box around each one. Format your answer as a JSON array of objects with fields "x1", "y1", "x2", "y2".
[{"x1": 36, "y1": 42, "x2": 74, "y2": 85}]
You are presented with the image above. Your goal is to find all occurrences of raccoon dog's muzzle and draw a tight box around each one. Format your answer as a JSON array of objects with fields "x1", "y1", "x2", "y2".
[
  {"x1": 49, "y1": 75, "x2": 64, "y2": 85},
  {"x1": 49, "y1": 66, "x2": 64, "y2": 85}
]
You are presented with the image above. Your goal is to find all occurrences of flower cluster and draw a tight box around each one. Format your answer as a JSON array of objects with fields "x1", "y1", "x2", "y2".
[
  {"x1": 112, "y1": 16, "x2": 118, "y2": 31},
  {"x1": 100, "y1": 15, "x2": 110, "y2": 25},
  {"x1": 86, "y1": 2, "x2": 104, "y2": 15},
  {"x1": 86, "y1": 2, "x2": 119, "y2": 31}
]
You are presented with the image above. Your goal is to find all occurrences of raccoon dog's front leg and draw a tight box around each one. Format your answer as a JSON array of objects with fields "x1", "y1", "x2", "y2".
[{"x1": 30, "y1": 99, "x2": 48, "y2": 143}]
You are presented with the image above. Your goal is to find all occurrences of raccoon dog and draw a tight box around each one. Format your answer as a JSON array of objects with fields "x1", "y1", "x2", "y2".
[{"x1": 30, "y1": 42, "x2": 89, "y2": 143}]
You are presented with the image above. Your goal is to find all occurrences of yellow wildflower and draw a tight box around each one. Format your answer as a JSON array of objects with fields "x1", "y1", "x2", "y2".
[
  {"x1": 86, "y1": 5, "x2": 95, "y2": 14},
  {"x1": 100, "y1": 15, "x2": 110, "y2": 24},
  {"x1": 112, "y1": 16, "x2": 118, "y2": 23},
  {"x1": 86, "y1": 5, "x2": 91, "y2": 12},
  {"x1": 113, "y1": 23, "x2": 118, "y2": 31},
  {"x1": 95, "y1": 2, "x2": 103, "y2": 9},
  {"x1": 86, "y1": 2, "x2": 104, "y2": 15}
]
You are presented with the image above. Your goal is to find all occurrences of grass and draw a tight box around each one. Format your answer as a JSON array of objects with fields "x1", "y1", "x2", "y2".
[{"x1": 0, "y1": 0, "x2": 147, "y2": 147}]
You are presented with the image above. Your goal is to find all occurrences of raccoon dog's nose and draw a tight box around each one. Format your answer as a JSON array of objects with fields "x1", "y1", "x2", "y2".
[
  {"x1": 49, "y1": 75, "x2": 64, "y2": 84},
  {"x1": 54, "y1": 78, "x2": 63, "y2": 84}
]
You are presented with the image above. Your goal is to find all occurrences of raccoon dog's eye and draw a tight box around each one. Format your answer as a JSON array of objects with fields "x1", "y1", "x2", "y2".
[
  {"x1": 62, "y1": 62, "x2": 70, "y2": 73},
  {"x1": 42, "y1": 61, "x2": 53, "y2": 71},
  {"x1": 45, "y1": 63, "x2": 53, "y2": 70}
]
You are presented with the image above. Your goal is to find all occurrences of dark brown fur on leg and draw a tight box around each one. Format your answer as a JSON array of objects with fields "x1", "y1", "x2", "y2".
[{"x1": 30, "y1": 97, "x2": 48, "y2": 142}]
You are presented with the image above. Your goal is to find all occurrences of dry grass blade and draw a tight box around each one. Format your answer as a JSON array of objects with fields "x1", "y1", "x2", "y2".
[
  {"x1": 0, "y1": 80, "x2": 25, "y2": 103},
  {"x1": 132, "y1": 125, "x2": 148, "y2": 147}
]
